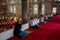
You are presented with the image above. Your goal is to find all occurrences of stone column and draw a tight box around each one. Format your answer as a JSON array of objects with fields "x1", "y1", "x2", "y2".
[
  {"x1": 57, "y1": 3, "x2": 60, "y2": 14},
  {"x1": 45, "y1": 0, "x2": 52, "y2": 15},
  {"x1": 38, "y1": 0, "x2": 42, "y2": 17},
  {"x1": 22, "y1": 0, "x2": 28, "y2": 23}
]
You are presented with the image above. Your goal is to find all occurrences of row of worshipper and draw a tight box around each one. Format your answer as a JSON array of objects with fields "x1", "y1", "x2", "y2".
[{"x1": 29, "y1": 17, "x2": 40, "y2": 29}]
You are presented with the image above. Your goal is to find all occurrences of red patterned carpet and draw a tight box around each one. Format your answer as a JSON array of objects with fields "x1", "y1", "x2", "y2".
[{"x1": 7, "y1": 15, "x2": 60, "y2": 40}]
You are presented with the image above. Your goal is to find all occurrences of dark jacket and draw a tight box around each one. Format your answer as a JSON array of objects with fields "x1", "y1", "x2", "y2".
[{"x1": 14, "y1": 22, "x2": 22, "y2": 36}]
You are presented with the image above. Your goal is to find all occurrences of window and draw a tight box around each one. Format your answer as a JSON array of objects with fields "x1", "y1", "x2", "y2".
[
  {"x1": 9, "y1": 0, "x2": 15, "y2": 5},
  {"x1": 52, "y1": 7, "x2": 57, "y2": 13},
  {"x1": 54, "y1": 0, "x2": 60, "y2": 1},
  {"x1": 10, "y1": 6, "x2": 13, "y2": 13},
  {"x1": 19, "y1": 0, "x2": 22, "y2": 4},
  {"x1": 10, "y1": 5, "x2": 16, "y2": 13},
  {"x1": 58, "y1": 0, "x2": 60, "y2": 1},
  {"x1": 34, "y1": 0, "x2": 37, "y2": 2},
  {"x1": 41, "y1": 4, "x2": 45, "y2": 14},
  {"x1": 31, "y1": 0, "x2": 33, "y2": 2},
  {"x1": 33, "y1": 4, "x2": 38, "y2": 14},
  {"x1": 42, "y1": 0, "x2": 44, "y2": 2},
  {"x1": 9, "y1": 0, "x2": 16, "y2": 13}
]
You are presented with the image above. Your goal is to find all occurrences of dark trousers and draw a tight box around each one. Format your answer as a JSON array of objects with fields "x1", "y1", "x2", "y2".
[{"x1": 32, "y1": 25, "x2": 39, "y2": 29}]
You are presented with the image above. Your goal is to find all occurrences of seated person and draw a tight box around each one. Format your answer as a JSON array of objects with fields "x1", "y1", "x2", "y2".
[
  {"x1": 29, "y1": 17, "x2": 39, "y2": 29},
  {"x1": 51, "y1": 14, "x2": 53, "y2": 17},
  {"x1": 14, "y1": 20, "x2": 22, "y2": 36},
  {"x1": 48, "y1": 14, "x2": 51, "y2": 19},
  {"x1": 14, "y1": 19, "x2": 28, "y2": 39},
  {"x1": 34, "y1": 17, "x2": 39, "y2": 25},
  {"x1": 44, "y1": 14, "x2": 47, "y2": 21},
  {"x1": 40, "y1": 15, "x2": 45, "y2": 22}
]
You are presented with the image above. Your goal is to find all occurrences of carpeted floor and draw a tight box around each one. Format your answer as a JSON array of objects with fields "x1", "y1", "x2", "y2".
[{"x1": 7, "y1": 15, "x2": 60, "y2": 40}]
